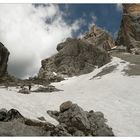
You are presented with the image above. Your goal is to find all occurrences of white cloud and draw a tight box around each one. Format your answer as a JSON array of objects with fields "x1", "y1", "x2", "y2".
[
  {"x1": 88, "y1": 22, "x2": 95, "y2": 31},
  {"x1": 113, "y1": 30, "x2": 119, "y2": 39},
  {"x1": 0, "y1": 4, "x2": 82, "y2": 78},
  {"x1": 116, "y1": 4, "x2": 123, "y2": 12},
  {"x1": 87, "y1": 13, "x2": 97, "y2": 30},
  {"x1": 91, "y1": 15, "x2": 97, "y2": 23},
  {"x1": 77, "y1": 12, "x2": 97, "y2": 39}
]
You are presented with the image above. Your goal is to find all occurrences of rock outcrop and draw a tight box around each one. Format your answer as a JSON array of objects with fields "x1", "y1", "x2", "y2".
[
  {"x1": 38, "y1": 37, "x2": 111, "y2": 79},
  {"x1": 32, "y1": 85, "x2": 62, "y2": 93},
  {"x1": 18, "y1": 88, "x2": 30, "y2": 94},
  {"x1": 0, "y1": 42, "x2": 9, "y2": 77},
  {"x1": 0, "y1": 108, "x2": 55, "y2": 136},
  {"x1": 47, "y1": 101, "x2": 114, "y2": 136},
  {"x1": 116, "y1": 4, "x2": 140, "y2": 54},
  {"x1": 83, "y1": 25, "x2": 115, "y2": 51},
  {"x1": 0, "y1": 101, "x2": 114, "y2": 136}
]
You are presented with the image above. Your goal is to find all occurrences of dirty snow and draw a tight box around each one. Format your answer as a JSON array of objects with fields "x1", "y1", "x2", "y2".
[{"x1": 0, "y1": 57, "x2": 140, "y2": 136}]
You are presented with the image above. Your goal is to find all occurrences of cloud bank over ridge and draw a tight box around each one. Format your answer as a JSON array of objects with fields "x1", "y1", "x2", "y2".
[{"x1": 0, "y1": 4, "x2": 82, "y2": 78}]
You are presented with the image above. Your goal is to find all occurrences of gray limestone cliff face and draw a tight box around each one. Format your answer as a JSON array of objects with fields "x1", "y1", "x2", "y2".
[
  {"x1": 82, "y1": 25, "x2": 114, "y2": 51},
  {"x1": 38, "y1": 38, "x2": 111, "y2": 80},
  {"x1": 38, "y1": 25, "x2": 113, "y2": 80},
  {"x1": 116, "y1": 4, "x2": 140, "y2": 53}
]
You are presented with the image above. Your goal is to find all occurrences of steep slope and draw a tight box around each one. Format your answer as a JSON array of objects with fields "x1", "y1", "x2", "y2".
[
  {"x1": 116, "y1": 4, "x2": 140, "y2": 53},
  {"x1": 0, "y1": 57, "x2": 140, "y2": 136}
]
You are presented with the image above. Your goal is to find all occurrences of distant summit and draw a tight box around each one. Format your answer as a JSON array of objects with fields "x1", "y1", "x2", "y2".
[{"x1": 83, "y1": 25, "x2": 114, "y2": 51}]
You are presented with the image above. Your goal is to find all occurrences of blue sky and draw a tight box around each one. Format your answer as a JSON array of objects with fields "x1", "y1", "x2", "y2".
[{"x1": 59, "y1": 4, "x2": 122, "y2": 38}]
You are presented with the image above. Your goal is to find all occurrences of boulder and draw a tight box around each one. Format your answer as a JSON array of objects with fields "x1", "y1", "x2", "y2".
[
  {"x1": 116, "y1": 4, "x2": 140, "y2": 53},
  {"x1": 53, "y1": 124, "x2": 71, "y2": 136},
  {"x1": 5, "y1": 109, "x2": 24, "y2": 121},
  {"x1": 47, "y1": 110, "x2": 59, "y2": 120},
  {"x1": 18, "y1": 88, "x2": 30, "y2": 94},
  {"x1": 58, "y1": 103, "x2": 91, "y2": 131},
  {"x1": 60, "y1": 101, "x2": 73, "y2": 112},
  {"x1": 87, "y1": 110, "x2": 114, "y2": 136},
  {"x1": 0, "y1": 108, "x2": 24, "y2": 122},
  {"x1": 0, "y1": 109, "x2": 8, "y2": 121},
  {"x1": 37, "y1": 117, "x2": 46, "y2": 121},
  {"x1": 0, "y1": 42, "x2": 9, "y2": 77},
  {"x1": 47, "y1": 101, "x2": 114, "y2": 136},
  {"x1": 73, "y1": 129, "x2": 85, "y2": 136},
  {"x1": 32, "y1": 85, "x2": 62, "y2": 93}
]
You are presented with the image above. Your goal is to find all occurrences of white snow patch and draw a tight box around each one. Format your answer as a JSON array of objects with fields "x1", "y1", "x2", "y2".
[
  {"x1": 53, "y1": 72, "x2": 57, "y2": 76},
  {"x1": 0, "y1": 57, "x2": 140, "y2": 136}
]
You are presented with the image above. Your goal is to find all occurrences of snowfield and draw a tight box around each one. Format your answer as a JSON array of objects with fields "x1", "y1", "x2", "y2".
[{"x1": 0, "y1": 57, "x2": 140, "y2": 136}]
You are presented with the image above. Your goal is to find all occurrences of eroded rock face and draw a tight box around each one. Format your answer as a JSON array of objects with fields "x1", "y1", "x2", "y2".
[
  {"x1": 0, "y1": 42, "x2": 9, "y2": 77},
  {"x1": 116, "y1": 4, "x2": 140, "y2": 53},
  {"x1": 83, "y1": 25, "x2": 115, "y2": 51},
  {"x1": 38, "y1": 38, "x2": 110, "y2": 79}
]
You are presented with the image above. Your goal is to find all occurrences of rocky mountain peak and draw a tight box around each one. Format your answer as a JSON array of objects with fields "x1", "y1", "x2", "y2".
[
  {"x1": 38, "y1": 25, "x2": 112, "y2": 80},
  {"x1": 123, "y1": 4, "x2": 140, "y2": 13},
  {"x1": 82, "y1": 25, "x2": 115, "y2": 51}
]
